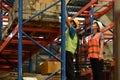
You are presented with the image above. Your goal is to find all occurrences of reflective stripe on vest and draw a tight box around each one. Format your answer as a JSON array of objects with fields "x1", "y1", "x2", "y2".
[
  {"x1": 66, "y1": 29, "x2": 78, "y2": 54},
  {"x1": 88, "y1": 32, "x2": 102, "y2": 58}
]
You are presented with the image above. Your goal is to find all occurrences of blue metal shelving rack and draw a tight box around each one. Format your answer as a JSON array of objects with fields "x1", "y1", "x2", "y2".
[
  {"x1": 0, "y1": 0, "x2": 115, "y2": 80},
  {"x1": 0, "y1": 1, "x2": 2, "y2": 41},
  {"x1": 18, "y1": 0, "x2": 66, "y2": 80}
]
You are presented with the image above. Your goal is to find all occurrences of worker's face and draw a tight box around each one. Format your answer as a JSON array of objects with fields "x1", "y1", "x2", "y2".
[
  {"x1": 70, "y1": 21, "x2": 76, "y2": 28},
  {"x1": 91, "y1": 23, "x2": 98, "y2": 30}
]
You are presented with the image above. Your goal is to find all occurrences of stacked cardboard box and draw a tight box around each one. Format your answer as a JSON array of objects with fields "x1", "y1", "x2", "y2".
[{"x1": 40, "y1": 61, "x2": 61, "y2": 75}]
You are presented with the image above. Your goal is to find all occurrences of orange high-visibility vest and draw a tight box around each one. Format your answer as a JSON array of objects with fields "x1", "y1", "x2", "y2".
[{"x1": 87, "y1": 32, "x2": 103, "y2": 59}]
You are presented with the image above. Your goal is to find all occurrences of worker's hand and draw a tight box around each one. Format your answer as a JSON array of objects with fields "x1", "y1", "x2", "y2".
[{"x1": 98, "y1": 54, "x2": 103, "y2": 61}]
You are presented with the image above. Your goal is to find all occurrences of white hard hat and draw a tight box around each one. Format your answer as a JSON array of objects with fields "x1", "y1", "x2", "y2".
[{"x1": 93, "y1": 20, "x2": 103, "y2": 29}]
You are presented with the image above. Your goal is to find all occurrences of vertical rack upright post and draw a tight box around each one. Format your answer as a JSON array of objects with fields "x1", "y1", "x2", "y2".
[
  {"x1": 90, "y1": 4, "x2": 94, "y2": 26},
  {"x1": 18, "y1": 0, "x2": 23, "y2": 80},
  {"x1": 61, "y1": 0, "x2": 66, "y2": 79},
  {"x1": 0, "y1": 1, "x2": 2, "y2": 41}
]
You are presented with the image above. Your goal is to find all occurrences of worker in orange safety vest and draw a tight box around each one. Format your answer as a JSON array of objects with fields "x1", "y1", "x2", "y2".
[{"x1": 87, "y1": 20, "x2": 104, "y2": 80}]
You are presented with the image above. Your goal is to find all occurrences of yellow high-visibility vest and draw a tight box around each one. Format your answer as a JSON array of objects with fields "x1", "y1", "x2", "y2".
[{"x1": 66, "y1": 29, "x2": 78, "y2": 54}]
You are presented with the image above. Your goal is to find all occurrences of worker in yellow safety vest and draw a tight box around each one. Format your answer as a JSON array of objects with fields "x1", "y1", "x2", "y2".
[
  {"x1": 87, "y1": 20, "x2": 104, "y2": 80},
  {"x1": 65, "y1": 15, "x2": 79, "y2": 80}
]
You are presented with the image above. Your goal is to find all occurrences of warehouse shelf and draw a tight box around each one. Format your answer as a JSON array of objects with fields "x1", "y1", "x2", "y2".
[{"x1": 0, "y1": 0, "x2": 115, "y2": 80}]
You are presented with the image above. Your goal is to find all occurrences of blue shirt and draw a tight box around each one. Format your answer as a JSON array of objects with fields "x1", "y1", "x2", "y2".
[
  {"x1": 66, "y1": 26, "x2": 76, "y2": 39},
  {"x1": 100, "y1": 33, "x2": 104, "y2": 40},
  {"x1": 91, "y1": 33, "x2": 104, "y2": 40}
]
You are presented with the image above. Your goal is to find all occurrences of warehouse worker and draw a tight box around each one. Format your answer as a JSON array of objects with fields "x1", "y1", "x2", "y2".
[
  {"x1": 87, "y1": 20, "x2": 104, "y2": 80},
  {"x1": 65, "y1": 15, "x2": 79, "y2": 80}
]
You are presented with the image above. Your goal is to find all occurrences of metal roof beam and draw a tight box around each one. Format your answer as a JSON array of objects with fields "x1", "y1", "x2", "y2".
[{"x1": 71, "y1": 0, "x2": 97, "y2": 18}]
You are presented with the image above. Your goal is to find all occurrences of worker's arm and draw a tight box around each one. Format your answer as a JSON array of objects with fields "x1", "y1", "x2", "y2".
[
  {"x1": 65, "y1": 14, "x2": 76, "y2": 39},
  {"x1": 66, "y1": 14, "x2": 72, "y2": 28},
  {"x1": 99, "y1": 33, "x2": 104, "y2": 60},
  {"x1": 100, "y1": 39, "x2": 104, "y2": 55}
]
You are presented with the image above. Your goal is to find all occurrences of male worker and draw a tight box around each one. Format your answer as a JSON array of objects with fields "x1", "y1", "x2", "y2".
[{"x1": 65, "y1": 16, "x2": 79, "y2": 80}]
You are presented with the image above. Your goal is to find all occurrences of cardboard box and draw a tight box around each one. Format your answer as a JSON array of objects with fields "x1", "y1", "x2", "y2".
[{"x1": 40, "y1": 61, "x2": 61, "y2": 75}]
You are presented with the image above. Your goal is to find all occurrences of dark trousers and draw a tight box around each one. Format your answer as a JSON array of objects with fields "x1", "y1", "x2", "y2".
[
  {"x1": 90, "y1": 58, "x2": 104, "y2": 80},
  {"x1": 66, "y1": 51, "x2": 75, "y2": 80}
]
